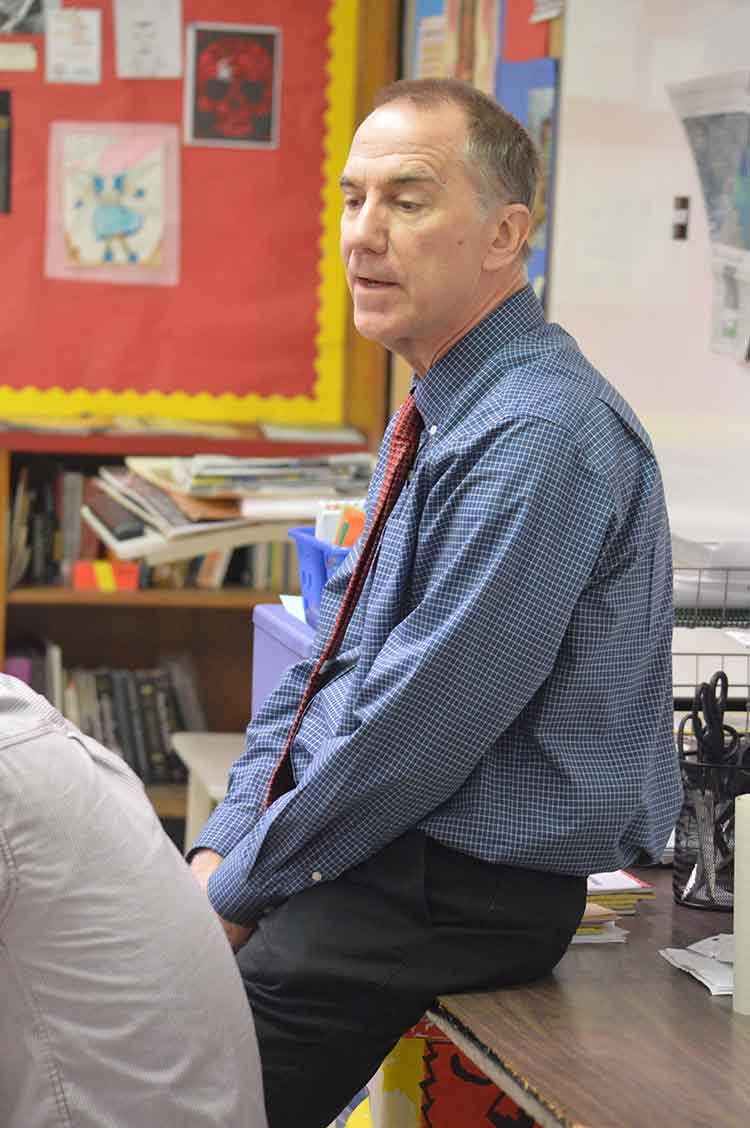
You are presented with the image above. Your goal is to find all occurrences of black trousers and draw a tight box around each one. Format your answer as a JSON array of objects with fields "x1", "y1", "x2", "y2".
[{"x1": 237, "y1": 832, "x2": 586, "y2": 1128}]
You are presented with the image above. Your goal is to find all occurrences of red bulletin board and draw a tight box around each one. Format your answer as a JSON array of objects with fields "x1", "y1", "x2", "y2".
[{"x1": 0, "y1": 0, "x2": 358, "y2": 425}]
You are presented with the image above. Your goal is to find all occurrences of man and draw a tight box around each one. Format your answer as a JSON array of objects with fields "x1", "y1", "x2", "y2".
[
  {"x1": 0, "y1": 675, "x2": 267, "y2": 1128},
  {"x1": 190, "y1": 79, "x2": 681, "y2": 1127}
]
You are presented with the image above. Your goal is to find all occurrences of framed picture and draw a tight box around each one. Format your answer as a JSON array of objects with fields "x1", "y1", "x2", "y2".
[
  {"x1": 184, "y1": 22, "x2": 282, "y2": 149},
  {"x1": 45, "y1": 121, "x2": 180, "y2": 286}
]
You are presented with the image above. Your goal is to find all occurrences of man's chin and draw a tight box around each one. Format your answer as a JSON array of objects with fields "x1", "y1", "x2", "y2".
[{"x1": 352, "y1": 310, "x2": 399, "y2": 349}]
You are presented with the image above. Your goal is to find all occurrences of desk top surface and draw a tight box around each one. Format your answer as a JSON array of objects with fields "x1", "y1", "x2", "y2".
[
  {"x1": 433, "y1": 868, "x2": 750, "y2": 1128},
  {"x1": 171, "y1": 731, "x2": 244, "y2": 800}
]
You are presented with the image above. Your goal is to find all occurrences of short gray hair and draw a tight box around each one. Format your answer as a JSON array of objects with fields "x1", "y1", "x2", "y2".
[{"x1": 374, "y1": 78, "x2": 538, "y2": 257}]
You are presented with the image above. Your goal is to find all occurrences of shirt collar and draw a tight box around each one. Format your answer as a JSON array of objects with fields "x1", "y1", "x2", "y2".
[{"x1": 410, "y1": 284, "x2": 544, "y2": 429}]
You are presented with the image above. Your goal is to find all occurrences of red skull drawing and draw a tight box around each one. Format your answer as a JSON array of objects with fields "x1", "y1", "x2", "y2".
[{"x1": 196, "y1": 37, "x2": 274, "y2": 140}]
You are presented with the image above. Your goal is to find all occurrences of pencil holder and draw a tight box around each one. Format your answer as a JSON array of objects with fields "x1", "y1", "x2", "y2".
[{"x1": 672, "y1": 759, "x2": 749, "y2": 910}]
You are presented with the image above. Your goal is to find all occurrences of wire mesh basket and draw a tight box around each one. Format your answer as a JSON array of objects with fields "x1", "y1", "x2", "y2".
[
  {"x1": 674, "y1": 566, "x2": 750, "y2": 629},
  {"x1": 672, "y1": 760, "x2": 745, "y2": 909},
  {"x1": 671, "y1": 628, "x2": 750, "y2": 906}
]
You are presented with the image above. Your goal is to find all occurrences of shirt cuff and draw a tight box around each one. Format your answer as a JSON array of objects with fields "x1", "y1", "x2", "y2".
[
  {"x1": 186, "y1": 800, "x2": 255, "y2": 862},
  {"x1": 206, "y1": 830, "x2": 267, "y2": 921}
]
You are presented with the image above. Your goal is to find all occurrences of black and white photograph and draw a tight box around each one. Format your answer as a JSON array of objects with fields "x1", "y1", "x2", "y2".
[
  {"x1": 184, "y1": 22, "x2": 282, "y2": 149},
  {"x1": 0, "y1": 0, "x2": 57, "y2": 35}
]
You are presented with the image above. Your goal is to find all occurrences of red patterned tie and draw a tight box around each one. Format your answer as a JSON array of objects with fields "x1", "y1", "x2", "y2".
[{"x1": 265, "y1": 393, "x2": 424, "y2": 807}]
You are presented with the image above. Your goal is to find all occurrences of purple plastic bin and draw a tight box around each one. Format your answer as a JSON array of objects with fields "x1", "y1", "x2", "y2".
[{"x1": 251, "y1": 604, "x2": 315, "y2": 716}]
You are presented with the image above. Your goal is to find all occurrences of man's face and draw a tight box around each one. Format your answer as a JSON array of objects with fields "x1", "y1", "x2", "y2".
[{"x1": 339, "y1": 100, "x2": 499, "y2": 371}]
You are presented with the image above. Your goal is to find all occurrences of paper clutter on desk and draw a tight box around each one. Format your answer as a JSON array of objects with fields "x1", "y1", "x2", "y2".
[
  {"x1": 570, "y1": 899, "x2": 628, "y2": 944},
  {"x1": 586, "y1": 868, "x2": 655, "y2": 915},
  {"x1": 571, "y1": 921, "x2": 629, "y2": 945},
  {"x1": 660, "y1": 935, "x2": 734, "y2": 995}
]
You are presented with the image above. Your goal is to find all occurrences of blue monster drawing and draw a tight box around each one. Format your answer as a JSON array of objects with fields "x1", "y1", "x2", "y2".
[
  {"x1": 66, "y1": 134, "x2": 163, "y2": 267},
  {"x1": 82, "y1": 173, "x2": 147, "y2": 263}
]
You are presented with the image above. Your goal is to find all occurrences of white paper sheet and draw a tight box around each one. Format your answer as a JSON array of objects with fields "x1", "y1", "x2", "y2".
[
  {"x1": 0, "y1": 43, "x2": 37, "y2": 71},
  {"x1": 660, "y1": 947, "x2": 734, "y2": 995},
  {"x1": 668, "y1": 72, "x2": 750, "y2": 362},
  {"x1": 45, "y1": 8, "x2": 101, "y2": 85},
  {"x1": 114, "y1": 0, "x2": 182, "y2": 80},
  {"x1": 689, "y1": 933, "x2": 735, "y2": 963},
  {"x1": 279, "y1": 594, "x2": 306, "y2": 624}
]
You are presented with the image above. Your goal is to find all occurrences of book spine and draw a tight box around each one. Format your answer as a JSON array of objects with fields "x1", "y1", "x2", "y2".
[
  {"x1": 79, "y1": 476, "x2": 102, "y2": 558},
  {"x1": 135, "y1": 670, "x2": 171, "y2": 783},
  {"x1": 163, "y1": 654, "x2": 207, "y2": 731},
  {"x1": 44, "y1": 476, "x2": 61, "y2": 584},
  {"x1": 109, "y1": 670, "x2": 138, "y2": 775},
  {"x1": 93, "y1": 669, "x2": 120, "y2": 754},
  {"x1": 63, "y1": 671, "x2": 81, "y2": 729},
  {"x1": 3, "y1": 656, "x2": 33, "y2": 684},
  {"x1": 195, "y1": 548, "x2": 233, "y2": 589},
  {"x1": 60, "y1": 470, "x2": 83, "y2": 584},
  {"x1": 153, "y1": 668, "x2": 188, "y2": 783},
  {"x1": 123, "y1": 670, "x2": 152, "y2": 783}
]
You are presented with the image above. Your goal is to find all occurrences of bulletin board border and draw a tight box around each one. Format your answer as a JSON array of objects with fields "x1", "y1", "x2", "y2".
[{"x1": 0, "y1": 0, "x2": 357, "y2": 427}]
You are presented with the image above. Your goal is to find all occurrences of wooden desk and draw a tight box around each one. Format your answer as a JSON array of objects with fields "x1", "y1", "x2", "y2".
[
  {"x1": 428, "y1": 869, "x2": 750, "y2": 1128},
  {"x1": 171, "y1": 731, "x2": 244, "y2": 848}
]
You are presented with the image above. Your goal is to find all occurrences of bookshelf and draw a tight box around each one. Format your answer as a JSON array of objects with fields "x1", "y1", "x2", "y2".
[
  {"x1": 0, "y1": 431, "x2": 361, "y2": 820},
  {"x1": 7, "y1": 588, "x2": 270, "y2": 609}
]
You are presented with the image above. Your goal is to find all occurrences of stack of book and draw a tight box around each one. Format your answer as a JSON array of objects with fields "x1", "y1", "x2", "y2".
[
  {"x1": 6, "y1": 450, "x2": 374, "y2": 590},
  {"x1": 6, "y1": 461, "x2": 100, "y2": 588},
  {"x1": 81, "y1": 453, "x2": 374, "y2": 567},
  {"x1": 3, "y1": 643, "x2": 206, "y2": 787},
  {"x1": 572, "y1": 868, "x2": 656, "y2": 945},
  {"x1": 169, "y1": 452, "x2": 373, "y2": 498},
  {"x1": 586, "y1": 869, "x2": 655, "y2": 915},
  {"x1": 572, "y1": 900, "x2": 628, "y2": 945}
]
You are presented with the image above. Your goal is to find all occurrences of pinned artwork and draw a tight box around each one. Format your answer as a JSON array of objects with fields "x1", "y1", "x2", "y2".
[
  {"x1": 0, "y1": 0, "x2": 57, "y2": 35},
  {"x1": 184, "y1": 22, "x2": 281, "y2": 149},
  {"x1": 669, "y1": 72, "x2": 750, "y2": 361},
  {"x1": 45, "y1": 122, "x2": 180, "y2": 286}
]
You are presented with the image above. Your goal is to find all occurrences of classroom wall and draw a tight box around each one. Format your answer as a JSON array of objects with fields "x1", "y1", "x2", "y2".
[
  {"x1": 0, "y1": 0, "x2": 358, "y2": 426},
  {"x1": 548, "y1": 0, "x2": 750, "y2": 541}
]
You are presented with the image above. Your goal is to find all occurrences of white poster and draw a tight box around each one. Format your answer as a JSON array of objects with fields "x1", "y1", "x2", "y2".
[
  {"x1": 45, "y1": 8, "x2": 101, "y2": 85},
  {"x1": 669, "y1": 72, "x2": 750, "y2": 361},
  {"x1": 114, "y1": 0, "x2": 182, "y2": 80}
]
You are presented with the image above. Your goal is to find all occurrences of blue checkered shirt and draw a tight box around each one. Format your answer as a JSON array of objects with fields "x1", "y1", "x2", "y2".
[{"x1": 195, "y1": 285, "x2": 681, "y2": 925}]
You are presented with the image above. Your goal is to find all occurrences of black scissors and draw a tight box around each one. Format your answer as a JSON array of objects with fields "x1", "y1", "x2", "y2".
[{"x1": 692, "y1": 671, "x2": 740, "y2": 765}]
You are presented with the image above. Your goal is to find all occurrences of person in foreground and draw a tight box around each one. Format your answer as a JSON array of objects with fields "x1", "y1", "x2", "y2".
[
  {"x1": 190, "y1": 78, "x2": 681, "y2": 1127},
  {"x1": 0, "y1": 675, "x2": 267, "y2": 1128}
]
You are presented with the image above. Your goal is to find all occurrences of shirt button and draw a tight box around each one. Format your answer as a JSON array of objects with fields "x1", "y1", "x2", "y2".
[
  {"x1": 311, "y1": 870, "x2": 322, "y2": 882},
  {"x1": 429, "y1": 424, "x2": 437, "y2": 435}
]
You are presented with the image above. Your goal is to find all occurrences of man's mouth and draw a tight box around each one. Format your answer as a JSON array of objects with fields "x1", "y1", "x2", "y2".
[{"x1": 354, "y1": 275, "x2": 397, "y2": 288}]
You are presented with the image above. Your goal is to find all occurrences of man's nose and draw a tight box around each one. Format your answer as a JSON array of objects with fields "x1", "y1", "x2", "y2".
[{"x1": 348, "y1": 200, "x2": 388, "y2": 254}]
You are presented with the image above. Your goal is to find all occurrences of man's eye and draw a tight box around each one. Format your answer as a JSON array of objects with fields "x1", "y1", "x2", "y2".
[
  {"x1": 343, "y1": 197, "x2": 362, "y2": 210},
  {"x1": 397, "y1": 200, "x2": 420, "y2": 212}
]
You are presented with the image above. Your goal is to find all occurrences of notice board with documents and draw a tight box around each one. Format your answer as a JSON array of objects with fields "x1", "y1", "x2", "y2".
[{"x1": 0, "y1": 0, "x2": 358, "y2": 427}]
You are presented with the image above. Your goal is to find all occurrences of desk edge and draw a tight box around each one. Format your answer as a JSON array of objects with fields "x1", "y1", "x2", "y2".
[{"x1": 427, "y1": 1004, "x2": 590, "y2": 1128}]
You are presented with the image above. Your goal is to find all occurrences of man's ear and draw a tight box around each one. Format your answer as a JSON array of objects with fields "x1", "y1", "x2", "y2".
[{"x1": 483, "y1": 203, "x2": 531, "y2": 270}]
